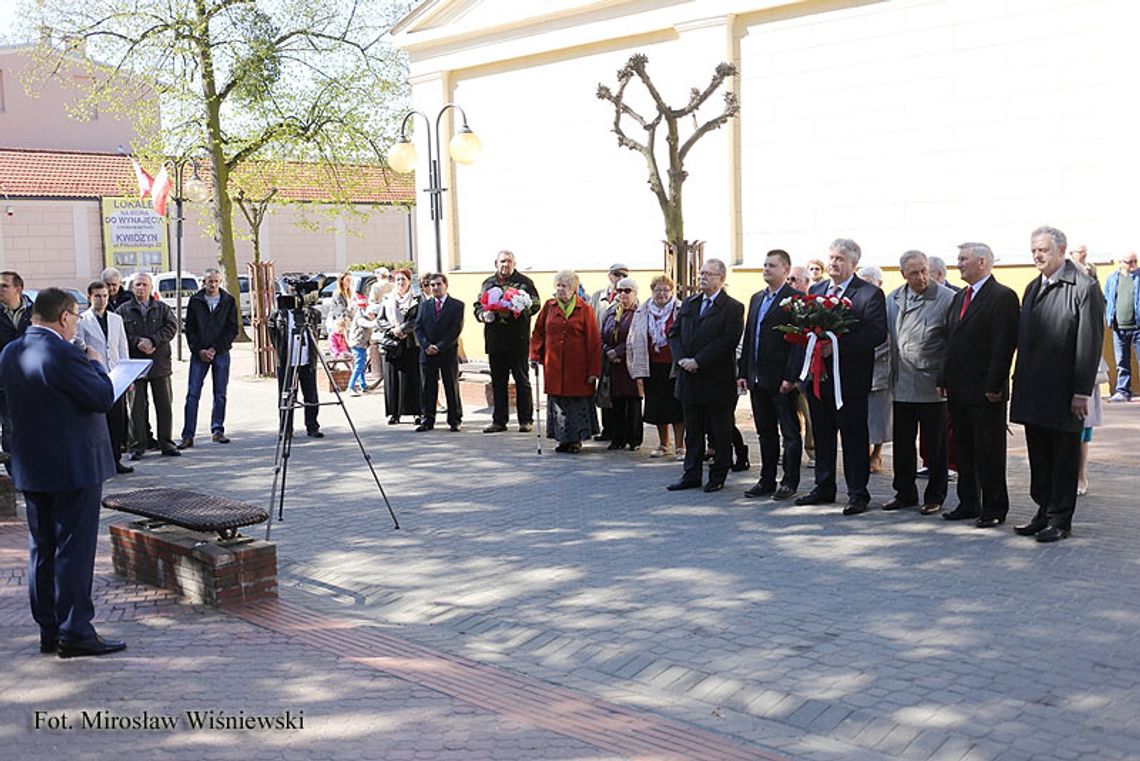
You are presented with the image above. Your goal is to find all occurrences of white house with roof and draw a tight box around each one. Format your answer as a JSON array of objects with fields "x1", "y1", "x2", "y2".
[{"x1": 391, "y1": 0, "x2": 1139, "y2": 273}]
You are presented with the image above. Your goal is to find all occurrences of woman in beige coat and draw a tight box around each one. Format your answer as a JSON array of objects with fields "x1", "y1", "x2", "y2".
[{"x1": 627, "y1": 274, "x2": 685, "y2": 459}]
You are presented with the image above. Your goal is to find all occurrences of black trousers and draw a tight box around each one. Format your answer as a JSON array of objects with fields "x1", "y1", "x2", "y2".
[
  {"x1": 277, "y1": 364, "x2": 320, "y2": 434},
  {"x1": 892, "y1": 402, "x2": 948, "y2": 505},
  {"x1": 1023, "y1": 423, "x2": 1081, "y2": 530},
  {"x1": 489, "y1": 349, "x2": 533, "y2": 425},
  {"x1": 948, "y1": 400, "x2": 1009, "y2": 520},
  {"x1": 807, "y1": 380, "x2": 871, "y2": 501},
  {"x1": 609, "y1": 396, "x2": 643, "y2": 448},
  {"x1": 107, "y1": 395, "x2": 128, "y2": 462},
  {"x1": 750, "y1": 386, "x2": 802, "y2": 490},
  {"x1": 421, "y1": 355, "x2": 462, "y2": 427},
  {"x1": 25, "y1": 485, "x2": 103, "y2": 643},
  {"x1": 681, "y1": 401, "x2": 734, "y2": 485},
  {"x1": 130, "y1": 375, "x2": 174, "y2": 453}
]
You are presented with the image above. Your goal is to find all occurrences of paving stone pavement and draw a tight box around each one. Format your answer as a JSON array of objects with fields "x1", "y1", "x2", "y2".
[{"x1": 0, "y1": 345, "x2": 1137, "y2": 760}]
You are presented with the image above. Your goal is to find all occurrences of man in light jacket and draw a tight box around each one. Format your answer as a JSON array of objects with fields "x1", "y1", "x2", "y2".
[
  {"x1": 884, "y1": 251, "x2": 954, "y2": 515},
  {"x1": 76, "y1": 281, "x2": 132, "y2": 474},
  {"x1": 1103, "y1": 251, "x2": 1140, "y2": 402}
]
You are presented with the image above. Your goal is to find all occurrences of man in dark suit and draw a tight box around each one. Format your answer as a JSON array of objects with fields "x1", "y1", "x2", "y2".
[
  {"x1": 268, "y1": 299, "x2": 324, "y2": 438},
  {"x1": 796, "y1": 238, "x2": 888, "y2": 514},
  {"x1": 0, "y1": 288, "x2": 126, "y2": 658},
  {"x1": 1010, "y1": 226, "x2": 1105, "y2": 542},
  {"x1": 737, "y1": 250, "x2": 805, "y2": 500},
  {"x1": 937, "y1": 242, "x2": 1019, "y2": 528},
  {"x1": 415, "y1": 273, "x2": 465, "y2": 432},
  {"x1": 474, "y1": 250, "x2": 540, "y2": 433},
  {"x1": 667, "y1": 258, "x2": 745, "y2": 493}
]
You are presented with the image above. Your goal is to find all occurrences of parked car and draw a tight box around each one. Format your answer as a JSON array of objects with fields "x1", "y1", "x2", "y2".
[
  {"x1": 22, "y1": 288, "x2": 89, "y2": 314},
  {"x1": 236, "y1": 274, "x2": 251, "y2": 323},
  {"x1": 154, "y1": 271, "x2": 202, "y2": 304}
]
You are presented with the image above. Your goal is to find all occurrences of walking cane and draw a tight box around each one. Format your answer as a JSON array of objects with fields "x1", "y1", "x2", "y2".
[{"x1": 531, "y1": 360, "x2": 542, "y2": 455}]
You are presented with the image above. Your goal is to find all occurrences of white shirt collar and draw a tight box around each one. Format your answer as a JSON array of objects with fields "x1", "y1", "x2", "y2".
[
  {"x1": 968, "y1": 275, "x2": 991, "y2": 296},
  {"x1": 830, "y1": 275, "x2": 855, "y2": 293}
]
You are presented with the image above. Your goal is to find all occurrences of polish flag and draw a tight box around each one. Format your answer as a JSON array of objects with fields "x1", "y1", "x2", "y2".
[
  {"x1": 151, "y1": 164, "x2": 172, "y2": 216},
  {"x1": 128, "y1": 155, "x2": 153, "y2": 199}
]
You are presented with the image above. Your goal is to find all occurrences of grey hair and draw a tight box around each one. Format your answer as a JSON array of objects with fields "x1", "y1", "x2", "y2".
[
  {"x1": 899, "y1": 250, "x2": 928, "y2": 270},
  {"x1": 553, "y1": 269, "x2": 579, "y2": 290},
  {"x1": 496, "y1": 249, "x2": 515, "y2": 262},
  {"x1": 615, "y1": 277, "x2": 638, "y2": 291},
  {"x1": 958, "y1": 242, "x2": 995, "y2": 264},
  {"x1": 203, "y1": 267, "x2": 222, "y2": 278},
  {"x1": 857, "y1": 265, "x2": 882, "y2": 286},
  {"x1": 830, "y1": 238, "x2": 862, "y2": 265},
  {"x1": 703, "y1": 258, "x2": 727, "y2": 277},
  {"x1": 101, "y1": 267, "x2": 122, "y2": 281},
  {"x1": 927, "y1": 256, "x2": 947, "y2": 276},
  {"x1": 1032, "y1": 225, "x2": 1068, "y2": 251},
  {"x1": 130, "y1": 271, "x2": 154, "y2": 286}
]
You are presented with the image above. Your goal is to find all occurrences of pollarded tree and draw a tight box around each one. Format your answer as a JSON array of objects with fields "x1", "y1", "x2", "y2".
[
  {"x1": 597, "y1": 53, "x2": 739, "y2": 292},
  {"x1": 24, "y1": 0, "x2": 413, "y2": 340}
]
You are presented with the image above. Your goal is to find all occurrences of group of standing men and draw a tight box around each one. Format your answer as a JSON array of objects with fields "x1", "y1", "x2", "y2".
[{"x1": 664, "y1": 226, "x2": 1104, "y2": 544}]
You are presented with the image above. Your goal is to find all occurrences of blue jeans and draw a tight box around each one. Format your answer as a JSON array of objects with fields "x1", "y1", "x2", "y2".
[
  {"x1": 350, "y1": 346, "x2": 368, "y2": 391},
  {"x1": 181, "y1": 351, "x2": 230, "y2": 439},
  {"x1": 1112, "y1": 327, "x2": 1140, "y2": 396}
]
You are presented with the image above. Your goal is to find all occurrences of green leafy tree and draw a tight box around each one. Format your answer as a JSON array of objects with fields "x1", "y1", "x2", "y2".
[{"x1": 24, "y1": 0, "x2": 413, "y2": 340}]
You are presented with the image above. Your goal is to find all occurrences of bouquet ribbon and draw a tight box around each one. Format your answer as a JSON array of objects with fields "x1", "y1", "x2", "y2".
[{"x1": 798, "y1": 331, "x2": 844, "y2": 410}]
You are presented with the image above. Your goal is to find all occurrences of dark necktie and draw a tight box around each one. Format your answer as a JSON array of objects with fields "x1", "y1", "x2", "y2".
[
  {"x1": 700, "y1": 297, "x2": 711, "y2": 317},
  {"x1": 435, "y1": 298, "x2": 442, "y2": 318},
  {"x1": 959, "y1": 286, "x2": 973, "y2": 319}
]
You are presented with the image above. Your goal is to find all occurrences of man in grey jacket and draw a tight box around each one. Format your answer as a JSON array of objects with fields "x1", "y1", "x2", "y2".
[
  {"x1": 1010, "y1": 226, "x2": 1105, "y2": 542},
  {"x1": 884, "y1": 251, "x2": 954, "y2": 515}
]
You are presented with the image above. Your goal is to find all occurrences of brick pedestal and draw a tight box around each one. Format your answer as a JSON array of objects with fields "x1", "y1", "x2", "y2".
[
  {"x1": 109, "y1": 519, "x2": 277, "y2": 608},
  {"x1": 0, "y1": 474, "x2": 17, "y2": 519}
]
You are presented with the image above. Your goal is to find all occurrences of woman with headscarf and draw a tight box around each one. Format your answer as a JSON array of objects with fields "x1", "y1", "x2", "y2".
[
  {"x1": 628, "y1": 274, "x2": 684, "y2": 459},
  {"x1": 377, "y1": 268, "x2": 422, "y2": 424},
  {"x1": 600, "y1": 277, "x2": 643, "y2": 450},
  {"x1": 530, "y1": 270, "x2": 602, "y2": 453}
]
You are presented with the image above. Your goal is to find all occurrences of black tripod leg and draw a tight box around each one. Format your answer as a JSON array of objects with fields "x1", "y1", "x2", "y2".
[
  {"x1": 309, "y1": 327, "x2": 400, "y2": 529},
  {"x1": 266, "y1": 363, "x2": 302, "y2": 541}
]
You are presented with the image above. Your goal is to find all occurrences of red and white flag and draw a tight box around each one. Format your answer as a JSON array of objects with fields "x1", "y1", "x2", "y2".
[
  {"x1": 128, "y1": 155, "x2": 153, "y2": 199},
  {"x1": 151, "y1": 164, "x2": 172, "y2": 216}
]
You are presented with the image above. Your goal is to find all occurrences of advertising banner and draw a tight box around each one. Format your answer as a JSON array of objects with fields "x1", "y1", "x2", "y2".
[{"x1": 101, "y1": 197, "x2": 168, "y2": 272}]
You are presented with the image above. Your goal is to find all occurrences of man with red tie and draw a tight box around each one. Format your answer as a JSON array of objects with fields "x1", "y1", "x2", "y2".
[
  {"x1": 937, "y1": 242, "x2": 1019, "y2": 528},
  {"x1": 414, "y1": 273, "x2": 465, "y2": 432}
]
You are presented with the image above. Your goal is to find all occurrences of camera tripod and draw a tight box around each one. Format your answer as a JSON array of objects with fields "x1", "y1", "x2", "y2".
[{"x1": 266, "y1": 311, "x2": 399, "y2": 540}]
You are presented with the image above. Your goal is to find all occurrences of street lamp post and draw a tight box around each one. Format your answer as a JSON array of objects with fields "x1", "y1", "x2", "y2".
[
  {"x1": 164, "y1": 158, "x2": 211, "y2": 360},
  {"x1": 386, "y1": 103, "x2": 482, "y2": 273}
]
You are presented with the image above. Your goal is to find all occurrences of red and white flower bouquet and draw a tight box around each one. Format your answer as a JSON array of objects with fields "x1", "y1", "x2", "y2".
[
  {"x1": 479, "y1": 286, "x2": 536, "y2": 323},
  {"x1": 775, "y1": 293, "x2": 855, "y2": 405}
]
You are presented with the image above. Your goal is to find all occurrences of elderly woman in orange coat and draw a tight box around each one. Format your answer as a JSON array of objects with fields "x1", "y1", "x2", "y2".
[{"x1": 530, "y1": 270, "x2": 602, "y2": 453}]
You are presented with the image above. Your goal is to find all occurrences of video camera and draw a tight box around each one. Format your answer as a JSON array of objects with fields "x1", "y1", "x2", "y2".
[{"x1": 276, "y1": 274, "x2": 321, "y2": 311}]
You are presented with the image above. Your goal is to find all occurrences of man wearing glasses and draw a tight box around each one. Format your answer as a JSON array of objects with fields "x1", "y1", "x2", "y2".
[
  {"x1": 0, "y1": 288, "x2": 126, "y2": 657},
  {"x1": 666, "y1": 258, "x2": 745, "y2": 493},
  {"x1": 414, "y1": 274, "x2": 465, "y2": 432},
  {"x1": 1104, "y1": 251, "x2": 1140, "y2": 402}
]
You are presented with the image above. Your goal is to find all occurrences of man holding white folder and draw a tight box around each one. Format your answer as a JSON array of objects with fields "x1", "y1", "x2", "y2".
[{"x1": 76, "y1": 281, "x2": 133, "y2": 474}]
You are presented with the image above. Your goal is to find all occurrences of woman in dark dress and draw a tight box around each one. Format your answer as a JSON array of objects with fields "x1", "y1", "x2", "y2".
[
  {"x1": 376, "y1": 268, "x2": 422, "y2": 424},
  {"x1": 600, "y1": 277, "x2": 643, "y2": 450}
]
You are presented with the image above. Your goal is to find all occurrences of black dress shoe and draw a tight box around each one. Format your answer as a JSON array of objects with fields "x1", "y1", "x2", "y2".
[
  {"x1": 414, "y1": 424, "x2": 433, "y2": 432},
  {"x1": 974, "y1": 516, "x2": 1005, "y2": 529},
  {"x1": 58, "y1": 635, "x2": 127, "y2": 659},
  {"x1": 794, "y1": 490, "x2": 835, "y2": 506},
  {"x1": 842, "y1": 500, "x2": 870, "y2": 515},
  {"x1": 703, "y1": 481, "x2": 725, "y2": 493},
  {"x1": 388, "y1": 416, "x2": 400, "y2": 425},
  {"x1": 115, "y1": 462, "x2": 134, "y2": 475},
  {"x1": 1014, "y1": 520, "x2": 1048, "y2": 536},
  {"x1": 882, "y1": 497, "x2": 918, "y2": 511},
  {"x1": 449, "y1": 423, "x2": 462, "y2": 432},
  {"x1": 942, "y1": 509, "x2": 978, "y2": 521},
  {"x1": 306, "y1": 429, "x2": 325, "y2": 438},
  {"x1": 40, "y1": 634, "x2": 58, "y2": 654},
  {"x1": 1035, "y1": 525, "x2": 1071, "y2": 543},
  {"x1": 594, "y1": 433, "x2": 612, "y2": 442},
  {"x1": 667, "y1": 479, "x2": 701, "y2": 491},
  {"x1": 772, "y1": 485, "x2": 798, "y2": 501},
  {"x1": 160, "y1": 448, "x2": 181, "y2": 457},
  {"x1": 482, "y1": 423, "x2": 507, "y2": 433},
  {"x1": 128, "y1": 450, "x2": 144, "y2": 461},
  {"x1": 731, "y1": 459, "x2": 750, "y2": 472},
  {"x1": 606, "y1": 441, "x2": 623, "y2": 450},
  {"x1": 744, "y1": 482, "x2": 775, "y2": 498}
]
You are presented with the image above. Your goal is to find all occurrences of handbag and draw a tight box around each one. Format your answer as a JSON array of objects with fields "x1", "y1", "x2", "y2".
[
  {"x1": 378, "y1": 331, "x2": 403, "y2": 360},
  {"x1": 595, "y1": 374, "x2": 613, "y2": 409}
]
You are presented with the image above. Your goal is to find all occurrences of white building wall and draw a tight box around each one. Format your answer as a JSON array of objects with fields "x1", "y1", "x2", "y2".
[{"x1": 401, "y1": 0, "x2": 1140, "y2": 272}]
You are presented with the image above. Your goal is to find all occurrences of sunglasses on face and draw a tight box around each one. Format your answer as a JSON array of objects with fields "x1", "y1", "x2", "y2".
[{"x1": 616, "y1": 288, "x2": 633, "y2": 294}]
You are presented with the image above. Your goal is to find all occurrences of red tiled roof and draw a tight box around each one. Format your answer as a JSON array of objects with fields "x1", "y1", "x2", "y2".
[{"x1": 0, "y1": 147, "x2": 415, "y2": 204}]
